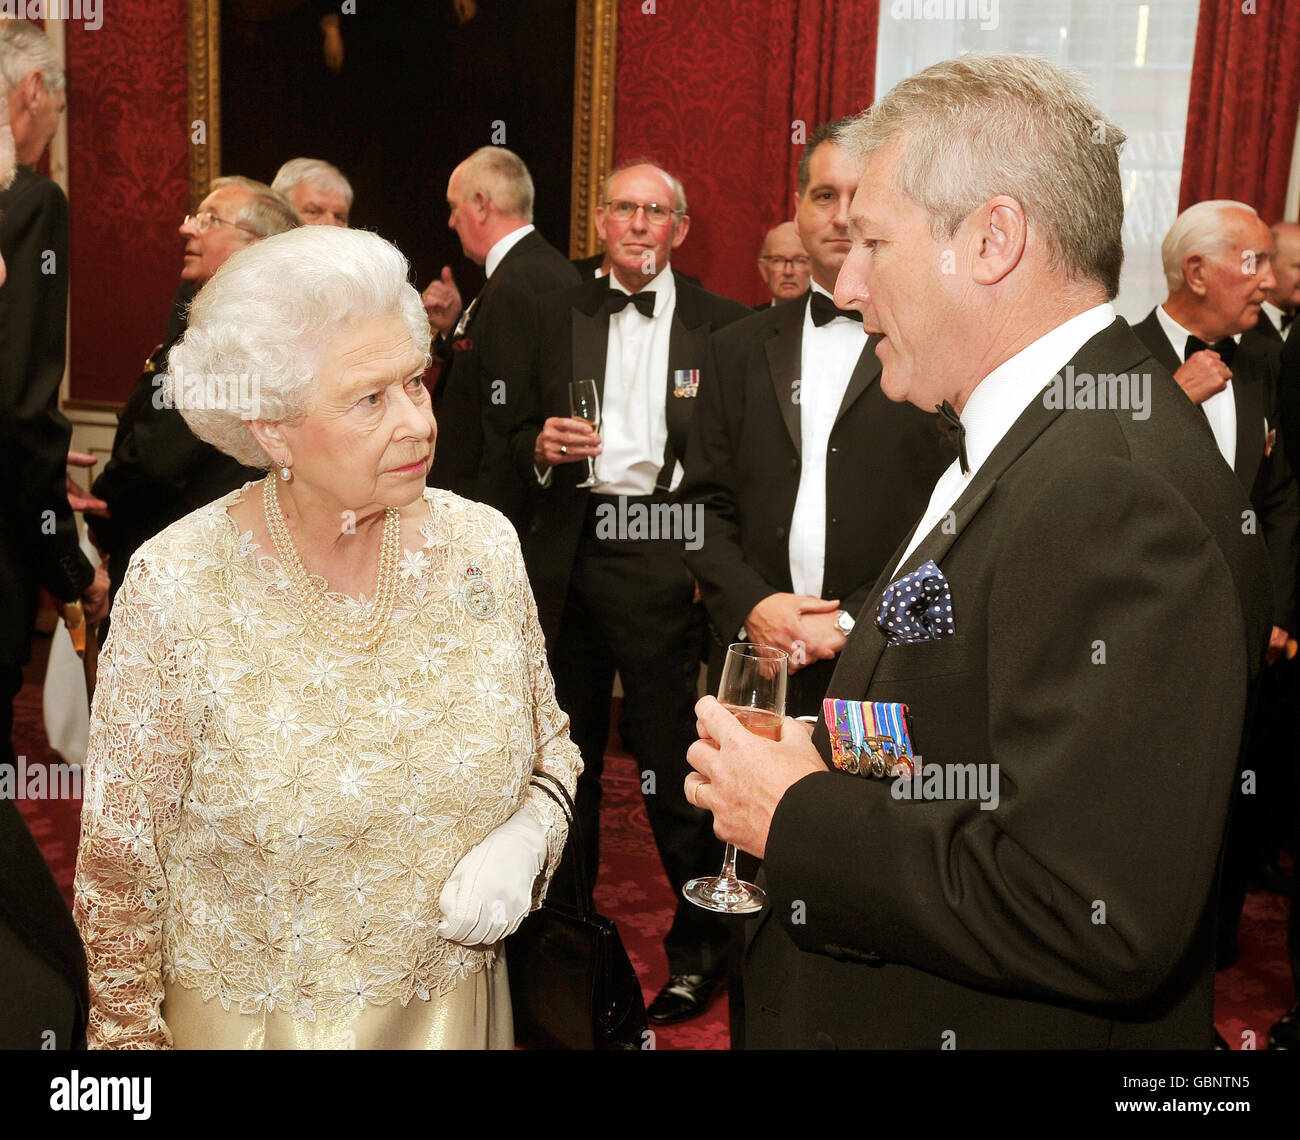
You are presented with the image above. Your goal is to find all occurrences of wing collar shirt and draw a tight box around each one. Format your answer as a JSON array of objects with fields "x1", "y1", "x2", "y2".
[
  {"x1": 1154, "y1": 304, "x2": 1237, "y2": 470},
  {"x1": 1261, "y1": 300, "x2": 1291, "y2": 342},
  {"x1": 484, "y1": 224, "x2": 534, "y2": 279},
  {"x1": 598, "y1": 267, "x2": 680, "y2": 495},
  {"x1": 788, "y1": 280, "x2": 865, "y2": 598},
  {"x1": 894, "y1": 303, "x2": 1116, "y2": 576}
]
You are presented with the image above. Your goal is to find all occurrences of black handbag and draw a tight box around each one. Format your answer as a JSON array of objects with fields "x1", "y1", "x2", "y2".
[{"x1": 506, "y1": 771, "x2": 647, "y2": 1050}]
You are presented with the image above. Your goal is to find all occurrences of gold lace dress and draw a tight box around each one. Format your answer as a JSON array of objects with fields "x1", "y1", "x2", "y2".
[{"x1": 73, "y1": 485, "x2": 581, "y2": 1049}]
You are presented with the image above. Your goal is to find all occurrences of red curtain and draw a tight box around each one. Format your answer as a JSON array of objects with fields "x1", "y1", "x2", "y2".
[
  {"x1": 615, "y1": 0, "x2": 879, "y2": 305},
  {"x1": 1178, "y1": 0, "x2": 1300, "y2": 221}
]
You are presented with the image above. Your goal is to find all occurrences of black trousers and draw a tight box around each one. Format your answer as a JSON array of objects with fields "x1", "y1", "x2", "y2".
[{"x1": 547, "y1": 501, "x2": 730, "y2": 977}]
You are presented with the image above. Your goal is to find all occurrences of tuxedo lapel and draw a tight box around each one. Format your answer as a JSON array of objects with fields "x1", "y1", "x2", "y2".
[
  {"x1": 764, "y1": 302, "x2": 804, "y2": 456},
  {"x1": 571, "y1": 282, "x2": 611, "y2": 404},
  {"x1": 833, "y1": 336, "x2": 884, "y2": 426},
  {"x1": 1232, "y1": 366, "x2": 1265, "y2": 488},
  {"x1": 664, "y1": 286, "x2": 714, "y2": 464}
]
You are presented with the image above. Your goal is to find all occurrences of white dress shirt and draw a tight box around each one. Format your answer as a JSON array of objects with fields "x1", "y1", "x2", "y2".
[
  {"x1": 788, "y1": 281, "x2": 865, "y2": 597},
  {"x1": 596, "y1": 269, "x2": 681, "y2": 495},
  {"x1": 484, "y1": 224, "x2": 534, "y2": 279},
  {"x1": 1154, "y1": 305, "x2": 1237, "y2": 470},
  {"x1": 1261, "y1": 300, "x2": 1293, "y2": 342},
  {"x1": 894, "y1": 303, "x2": 1117, "y2": 575}
]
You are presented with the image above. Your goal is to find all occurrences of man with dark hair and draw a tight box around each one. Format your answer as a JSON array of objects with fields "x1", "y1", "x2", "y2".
[{"x1": 90, "y1": 178, "x2": 300, "y2": 602}]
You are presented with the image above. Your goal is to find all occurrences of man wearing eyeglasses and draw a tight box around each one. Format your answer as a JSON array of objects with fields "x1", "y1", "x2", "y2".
[
  {"x1": 513, "y1": 162, "x2": 751, "y2": 1025},
  {"x1": 89, "y1": 178, "x2": 299, "y2": 604},
  {"x1": 756, "y1": 222, "x2": 812, "y2": 308}
]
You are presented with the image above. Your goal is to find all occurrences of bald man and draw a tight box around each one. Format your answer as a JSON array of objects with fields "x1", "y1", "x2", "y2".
[{"x1": 756, "y1": 221, "x2": 811, "y2": 307}]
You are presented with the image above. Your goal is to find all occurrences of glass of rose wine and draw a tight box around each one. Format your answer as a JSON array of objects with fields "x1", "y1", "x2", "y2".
[
  {"x1": 568, "y1": 379, "x2": 601, "y2": 489},
  {"x1": 683, "y1": 642, "x2": 787, "y2": 914}
]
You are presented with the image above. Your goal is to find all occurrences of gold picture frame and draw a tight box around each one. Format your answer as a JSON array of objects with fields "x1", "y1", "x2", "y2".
[{"x1": 186, "y1": 0, "x2": 616, "y2": 257}]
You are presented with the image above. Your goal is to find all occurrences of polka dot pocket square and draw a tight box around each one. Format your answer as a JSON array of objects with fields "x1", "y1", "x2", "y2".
[{"x1": 875, "y1": 559, "x2": 956, "y2": 643}]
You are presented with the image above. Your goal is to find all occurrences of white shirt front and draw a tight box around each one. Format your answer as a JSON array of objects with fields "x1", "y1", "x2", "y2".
[
  {"x1": 788, "y1": 281, "x2": 866, "y2": 597},
  {"x1": 484, "y1": 224, "x2": 535, "y2": 279},
  {"x1": 1261, "y1": 300, "x2": 1292, "y2": 342},
  {"x1": 1154, "y1": 305, "x2": 1237, "y2": 470},
  {"x1": 597, "y1": 269, "x2": 681, "y2": 495},
  {"x1": 894, "y1": 303, "x2": 1117, "y2": 576}
]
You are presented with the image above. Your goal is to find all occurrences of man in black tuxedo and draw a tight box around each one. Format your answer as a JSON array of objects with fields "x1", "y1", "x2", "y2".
[
  {"x1": 682, "y1": 119, "x2": 952, "y2": 718},
  {"x1": 1131, "y1": 202, "x2": 1300, "y2": 974},
  {"x1": 513, "y1": 162, "x2": 751, "y2": 1023},
  {"x1": 754, "y1": 221, "x2": 811, "y2": 309},
  {"x1": 686, "y1": 54, "x2": 1273, "y2": 1049},
  {"x1": 424, "y1": 146, "x2": 578, "y2": 532},
  {"x1": 90, "y1": 177, "x2": 299, "y2": 603},
  {"x1": 1249, "y1": 221, "x2": 1300, "y2": 345},
  {"x1": 0, "y1": 22, "x2": 94, "y2": 1048}
]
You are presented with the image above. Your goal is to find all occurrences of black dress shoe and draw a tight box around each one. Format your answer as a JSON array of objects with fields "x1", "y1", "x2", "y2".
[
  {"x1": 1268, "y1": 1006, "x2": 1299, "y2": 1049},
  {"x1": 647, "y1": 973, "x2": 723, "y2": 1025}
]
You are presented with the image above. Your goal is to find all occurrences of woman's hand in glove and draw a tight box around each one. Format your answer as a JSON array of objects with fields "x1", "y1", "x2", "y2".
[{"x1": 436, "y1": 809, "x2": 549, "y2": 946}]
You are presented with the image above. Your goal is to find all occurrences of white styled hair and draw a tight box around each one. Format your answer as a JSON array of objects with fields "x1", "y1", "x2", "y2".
[
  {"x1": 843, "y1": 52, "x2": 1126, "y2": 299},
  {"x1": 272, "y1": 157, "x2": 355, "y2": 207},
  {"x1": 0, "y1": 19, "x2": 65, "y2": 93},
  {"x1": 1161, "y1": 200, "x2": 1259, "y2": 292},
  {"x1": 0, "y1": 72, "x2": 15, "y2": 192},
  {"x1": 166, "y1": 227, "x2": 432, "y2": 468}
]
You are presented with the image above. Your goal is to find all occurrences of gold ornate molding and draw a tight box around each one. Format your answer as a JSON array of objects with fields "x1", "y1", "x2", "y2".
[
  {"x1": 188, "y1": 0, "x2": 222, "y2": 208},
  {"x1": 570, "y1": 0, "x2": 617, "y2": 258}
]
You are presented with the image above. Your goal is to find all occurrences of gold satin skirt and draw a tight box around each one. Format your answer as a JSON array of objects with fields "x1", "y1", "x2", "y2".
[{"x1": 161, "y1": 954, "x2": 513, "y2": 1049}]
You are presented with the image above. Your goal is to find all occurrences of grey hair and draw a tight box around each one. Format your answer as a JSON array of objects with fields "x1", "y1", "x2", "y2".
[
  {"x1": 796, "y1": 117, "x2": 853, "y2": 198},
  {"x1": 209, "y1": 176, "x2": 301, "y2": 237},
  {"x1": 272, "y1": 157, "x2": 355, "y2": 207},
  {"x1": 843, "y1": 53, "x2": 1126, "y2": 300},
  {"x1": 166, "y1": 227, "x2": 432, "y2": 469},
  {"x1": 458, "y1": 146, "x2": 534, "y2": 221},
  {"x1": 603, "y1": 160, "x2": 688, "y2": 216},
  {"x1": 1162, "y1": 200, "x2": 1259, "y2": 292},
  {"x1": 0, "y1": 19, "x2": 64, "y2": 94},
  {"x1": 0, "y1": 72, "x2": 14, "y2": 192}
]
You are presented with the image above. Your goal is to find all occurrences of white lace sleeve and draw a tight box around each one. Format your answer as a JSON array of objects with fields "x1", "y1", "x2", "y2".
[{"x1": 73, "y1": 557, "x2": 192, "y2": 1049}]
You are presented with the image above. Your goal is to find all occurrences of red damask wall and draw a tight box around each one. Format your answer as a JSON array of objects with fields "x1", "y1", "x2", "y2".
[
  {"x1": 614, "y1": 0, "x2": 878, "y2": 306},
  {"x1": 65, "y1": 1, "x2": 190, "y2": 405}
]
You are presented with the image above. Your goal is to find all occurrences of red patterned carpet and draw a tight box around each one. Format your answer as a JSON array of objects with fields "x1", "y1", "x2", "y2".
[{"x1": 8, "y1": 666, "x2": 1291, "y2": 1051}]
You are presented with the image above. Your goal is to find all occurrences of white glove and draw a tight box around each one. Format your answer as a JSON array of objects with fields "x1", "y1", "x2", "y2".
[{"x1": 436, "y1": 809, "x2": 549, "y2": 946}]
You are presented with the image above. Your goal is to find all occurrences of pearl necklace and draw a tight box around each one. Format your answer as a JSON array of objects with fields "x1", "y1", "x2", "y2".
[{"x1": 262, "y1": 475, "x2": 401, "y2": 652}]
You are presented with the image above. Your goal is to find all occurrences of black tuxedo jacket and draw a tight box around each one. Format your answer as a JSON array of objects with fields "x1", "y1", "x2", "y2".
[
  {"x1": 1133, "y1": 308, "x2": 1298, "y2": 631},
  {"x1": 90, "y1": 308, "x2": 262, "y2": 601},
  {"x1": 745, "y1": 318, "x2": 1273, "y2": 1049},
  {"x1": 513, "y1": 272, "x2": 752, "y2": 642},
  {"x1": 428, "y1": 229, "x2": 579, "y2": 532},
  {"x1": 0, "y1": 167, "x2": 94, "y2": 666},
  {"x1": 681, "y1": 293, "x2": 953, "y2": 647},
  {"x1": 1279, "y1": 327, "x2": 1300, "y2": 484}
]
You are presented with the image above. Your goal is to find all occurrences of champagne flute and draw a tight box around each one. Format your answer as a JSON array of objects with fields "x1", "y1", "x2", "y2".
[
  {"x1": 683, "y1": 642, "x2": 787, "y2": 914},
  {"x1": 568, "y1": 379, "x2": 601, "y2": 489}
]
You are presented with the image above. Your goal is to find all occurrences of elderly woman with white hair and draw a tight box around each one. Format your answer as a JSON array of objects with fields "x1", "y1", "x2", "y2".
[{"x1": 72, "y1": 226, "x2": 581, "y2": 1049}]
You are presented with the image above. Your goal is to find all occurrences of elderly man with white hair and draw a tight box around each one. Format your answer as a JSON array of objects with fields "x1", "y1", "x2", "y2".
[
  {"x1": 272, "y1": 156, "x2": 353, "y2": 227},
  {"x1": 73, "y1": 226, "x2": 581, "y2": 1049},
  {"x1": 685, "y1": 54, "x2": 1272, "y2": 1049}
]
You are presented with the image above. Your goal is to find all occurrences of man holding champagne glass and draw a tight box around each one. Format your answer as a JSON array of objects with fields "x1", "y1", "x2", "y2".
[{"x1": 512, "y1": 163, "x2": 751, "y2": 1024}]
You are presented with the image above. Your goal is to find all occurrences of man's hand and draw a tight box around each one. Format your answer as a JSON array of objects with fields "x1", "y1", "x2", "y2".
[
  {"x1": 422, "y1": 266, "x2": 463, "y2": 335},
  {"x1": 744, "y1": 593, "x2": 840, "y2": 672},
  {"x1": 684, "y1": 695, "x2": 825, "y2": 858},
  {"x1": 66, "y1": 451, "x2": 109, "y2": 514},
  {"x1": 533, "y1": 417, "x2": 602, "y2": 469},
  {"x1": 82, "y1": 565, "x2": 109, "y2": 625},
  {"x1": 1267, "y1": 625, "x2": 1289, "y2": 664},
  {"x1": 1173, "y1": 350, "x2": 1231, "y2": 405},
  {"x1": 798, "y1": 610, "x2": 848, "y2": 665}
]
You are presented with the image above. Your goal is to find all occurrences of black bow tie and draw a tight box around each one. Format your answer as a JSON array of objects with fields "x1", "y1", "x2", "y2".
[
  {"x1": 936, "y1": 400, "x2": 969, "y2": 475},
  {"x1": 604, "y1": 290, "x2": 656, "y2": 318},
  {"x1": 809, "y1": 292, "x2": 863, "y2": 327},
  {"x1": 1282, "y1": 311, "x2": 1296, "y2": 331},
  {"x1": 1184, "y1": 334, "x2": 1237, "y2": 366}
]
